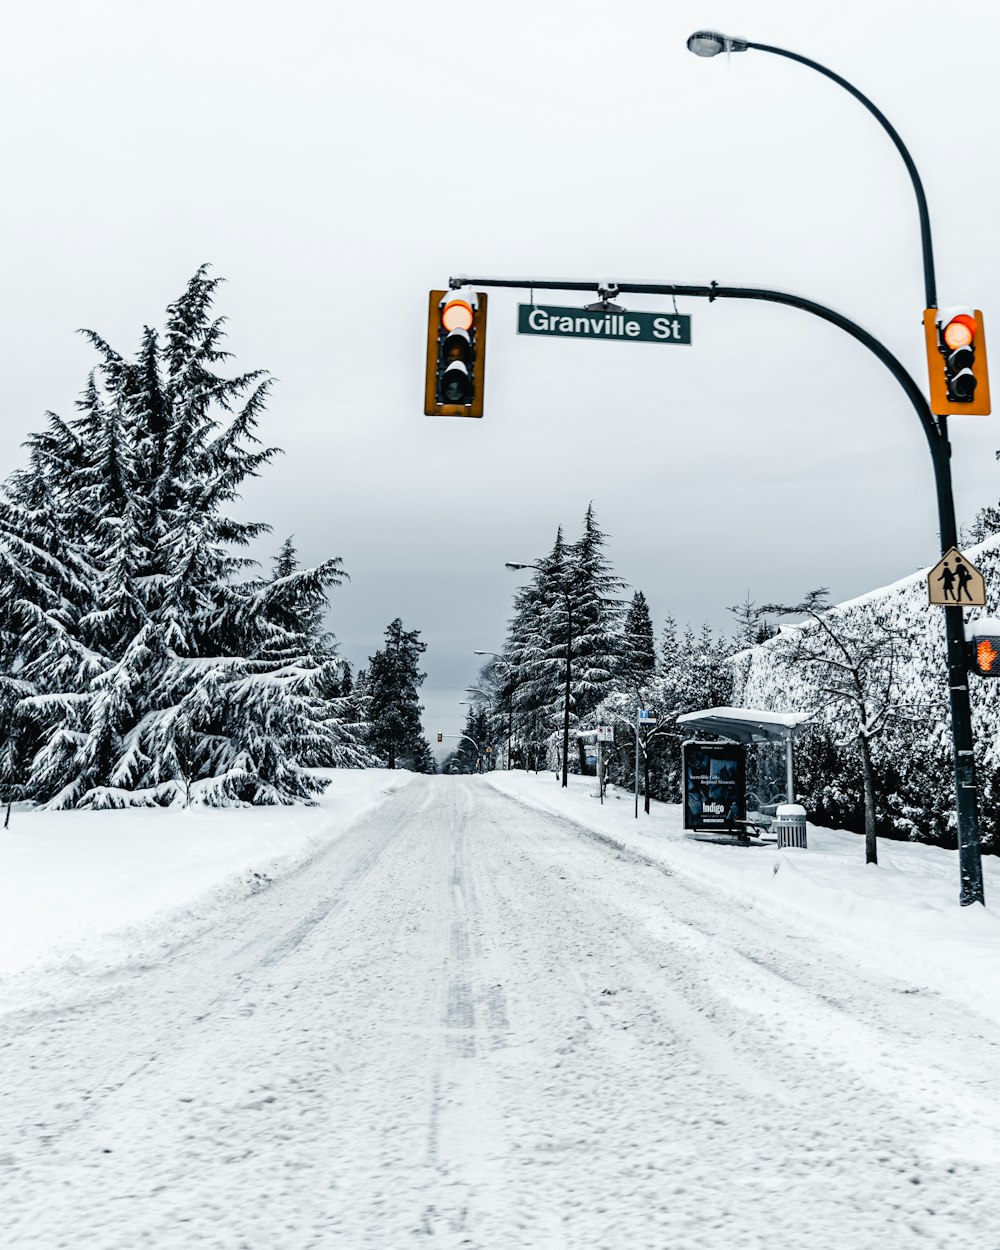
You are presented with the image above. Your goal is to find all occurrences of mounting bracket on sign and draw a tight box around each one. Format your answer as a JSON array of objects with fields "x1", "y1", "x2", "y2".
[{"x1": 584, "y1": 282, "x2": 624, "y2": 313}]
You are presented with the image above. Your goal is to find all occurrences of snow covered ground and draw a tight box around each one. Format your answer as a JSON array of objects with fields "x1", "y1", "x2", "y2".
[
  {"x1": 0, "y1": 768, "x2": 418, "y2": 982},
  {"x1": 3, "y1": 773, "x2": 1000, "y2": 1247},
  {"x1": 487, "y1": 770, "x2": 1000, "y2": 1027}
]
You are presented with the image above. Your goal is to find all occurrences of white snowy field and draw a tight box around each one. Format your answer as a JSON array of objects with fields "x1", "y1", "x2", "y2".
[
  {"x1": 3, "y1": 773, "x2": 1000, "y2": 1247},
  {"x1": 0, "y1": 768, "x2": 418, "y2": 982}
]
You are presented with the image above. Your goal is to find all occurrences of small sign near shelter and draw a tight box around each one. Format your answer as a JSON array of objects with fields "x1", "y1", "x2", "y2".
[{"x1": 927, "y1": 547, "x2": 986, "y2": 606}]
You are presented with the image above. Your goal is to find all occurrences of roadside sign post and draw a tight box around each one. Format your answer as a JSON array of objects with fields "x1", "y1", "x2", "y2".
[
  {"x1": 633, "y1": 710, "x2": 656, "y2": 818},
  {"x1": 635, "y1": 710, "x2": 641, "y2": 819},
  {"x1": 595, "y1": 725, "x2": 614, "y2": 805}
]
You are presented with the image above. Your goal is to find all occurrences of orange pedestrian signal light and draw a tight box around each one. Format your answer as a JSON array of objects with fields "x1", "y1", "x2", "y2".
[
  {"x1": 924, "y1": 307, "x2": 991, "y2": 416},
  {"x1": 969, "y1": 620, "x2": 1000, "y2": 678},
  {"x1": 425, "y1": 288, "x2": 487, "y2": 418}
]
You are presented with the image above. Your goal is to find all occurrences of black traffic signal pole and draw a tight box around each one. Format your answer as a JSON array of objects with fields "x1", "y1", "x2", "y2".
[{"x1": 455, "y1": 272, "x2": 985, "y2": 906}]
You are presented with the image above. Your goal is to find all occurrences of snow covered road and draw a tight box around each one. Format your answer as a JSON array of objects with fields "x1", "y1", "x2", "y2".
[{"x1": 3, "y1": 775, "x2": 999, "y2": 1248}]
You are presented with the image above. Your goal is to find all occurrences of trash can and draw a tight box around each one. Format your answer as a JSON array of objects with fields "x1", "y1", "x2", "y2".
[{"x1": 774, "y1": 803, "x2": 808, "y2": 849}]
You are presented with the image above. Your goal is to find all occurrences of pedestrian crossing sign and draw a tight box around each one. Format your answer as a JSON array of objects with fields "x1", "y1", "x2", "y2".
[{"x1": 927, "y1": 547, "x2": 986, "y2": 607}]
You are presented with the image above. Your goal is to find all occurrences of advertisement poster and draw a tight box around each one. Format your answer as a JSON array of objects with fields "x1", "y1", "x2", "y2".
[{"x1": 682, "y1": 741, "x2": 746, "y2": 830}]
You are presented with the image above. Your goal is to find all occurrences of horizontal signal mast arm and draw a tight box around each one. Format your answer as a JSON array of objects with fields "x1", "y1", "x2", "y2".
[{"x1": 449, "y1": 272, "x2": 953, "y2": 546}]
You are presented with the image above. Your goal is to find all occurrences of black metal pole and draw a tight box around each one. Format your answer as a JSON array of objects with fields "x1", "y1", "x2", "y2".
[
  {"x1": 459, "y1": 272, "x2": 984, "y2": 904},
  {"x1": 562, "y1": 595, "x2": 572, "y2": 789},
  {"x1": 719, "y1": 42, "x2": 981, "y2": 902}
]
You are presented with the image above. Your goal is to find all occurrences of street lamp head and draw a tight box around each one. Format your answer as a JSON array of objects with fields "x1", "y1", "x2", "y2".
[
  {"x1": 686, "y1": 30, "x2": 749, "y2": 57},
  {"x1": 505, "y1": 562, "x2": 531, "y2": 571}
]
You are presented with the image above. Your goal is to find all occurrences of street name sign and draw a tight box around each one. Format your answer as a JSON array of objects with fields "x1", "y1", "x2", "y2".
[
  {"x1": 518, "y1": 304, "x2": 691, "y2": 345},
  {"x1": 927, "y1": 547, "x2": 986, "y2": 606}
]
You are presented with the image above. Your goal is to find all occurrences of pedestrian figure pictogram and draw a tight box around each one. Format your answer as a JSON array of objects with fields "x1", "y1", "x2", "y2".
[{"x1": 927, "y1": 547, "x2": 986, "y2": 607}]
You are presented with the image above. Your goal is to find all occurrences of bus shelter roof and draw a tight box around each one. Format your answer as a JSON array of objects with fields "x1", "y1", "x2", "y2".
[{"x1": 676, "y1": 706, "x2": 812, "y2": 744}]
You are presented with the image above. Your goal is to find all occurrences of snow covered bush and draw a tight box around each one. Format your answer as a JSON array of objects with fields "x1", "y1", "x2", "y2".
[{"x1": 734, "y1": 539, "x2": 1000, "y2": 851}]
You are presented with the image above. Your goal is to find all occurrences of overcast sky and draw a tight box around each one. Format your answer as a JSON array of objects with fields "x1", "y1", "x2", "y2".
[{"x1": 1, "y1": 0, "x2": 998, "y2": 753}]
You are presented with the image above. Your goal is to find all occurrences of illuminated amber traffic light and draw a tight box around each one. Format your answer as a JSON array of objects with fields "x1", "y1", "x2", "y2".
[
  {"x1": 924, "y1": 307, "x2": 991, "y2": 416},
  {"x1": 425, "y1": 289, "x2": 488, "y2": 417}
]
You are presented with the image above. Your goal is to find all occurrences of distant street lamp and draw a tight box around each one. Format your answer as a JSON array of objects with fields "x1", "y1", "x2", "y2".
[
  {"x1": 686, "y1": 31, "x2": 983, "y2": 907},
  {"x1": 464, "y1": 686, "x2": 499, "y2": 769},
  {"x1": 506, "y1": 561, "x2": 573, "y2": 788},
  {"x1": 473, "y1": 650, "x2": 515, "y2": 769},
  {"x1": 457, "y1": 703, "x2": 483, "y2": 773}
]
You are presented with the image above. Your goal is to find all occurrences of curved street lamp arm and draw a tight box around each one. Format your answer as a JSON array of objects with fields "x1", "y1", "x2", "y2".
[{"x1": 744, "y1": 41, "x2": 936, "y2": 308}]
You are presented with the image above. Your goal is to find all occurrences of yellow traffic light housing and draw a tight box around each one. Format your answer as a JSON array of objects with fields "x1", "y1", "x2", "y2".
[
  {"x1": 924, "y1": 307, "x2": 991, "y2": 416},
  {"x1": 425, "y1": 288, "x2": 488, "y2": 417}
]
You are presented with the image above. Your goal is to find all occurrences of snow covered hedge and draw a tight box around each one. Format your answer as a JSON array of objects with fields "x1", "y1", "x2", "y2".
[{"x1": 733, "y1": 536, "x2": 1000, "y2": 850}]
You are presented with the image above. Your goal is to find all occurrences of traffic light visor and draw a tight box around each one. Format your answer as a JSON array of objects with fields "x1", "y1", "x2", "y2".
[
  {"x1": 441, "y1": 299, "x2": 474, "y2": 332},
  {"x1": 943, "y1": 314, "x2": 977, "y2": 350},
  {"x1": 441, "y1": 361, "x2": 471, "y2": 403},
  {"x1": 442, "y1": 328, "x2": 472, "y2": 363}
]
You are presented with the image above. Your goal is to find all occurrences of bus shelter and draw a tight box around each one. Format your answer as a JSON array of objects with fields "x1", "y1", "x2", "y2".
[{"x1": 675, "y1": 706, "x2": 812, "y2": 820}]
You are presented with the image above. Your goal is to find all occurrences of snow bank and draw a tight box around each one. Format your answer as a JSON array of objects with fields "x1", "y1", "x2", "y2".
[
  {"x1": 0, "y1": 769, "x2": 418, "y2": 980},
  {"x1": 486, "y1": 770, "x2": 1000, "y2": 1023}
]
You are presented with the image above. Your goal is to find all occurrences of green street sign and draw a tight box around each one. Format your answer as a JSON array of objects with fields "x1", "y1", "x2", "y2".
[{"x1": 518, "y1": 303, "x2": 691, "y2": 345}]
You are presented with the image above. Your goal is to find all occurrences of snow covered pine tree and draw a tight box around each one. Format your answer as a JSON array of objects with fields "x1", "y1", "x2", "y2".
[
  {"x1": 362, "y1": 619, "x2": 433, "y2": 770},
  {"x1": 0, "y1": 267, "x2": 367, "y2": 808}
]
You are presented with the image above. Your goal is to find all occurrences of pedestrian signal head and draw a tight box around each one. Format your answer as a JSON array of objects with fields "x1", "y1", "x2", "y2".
[
  {"x1": 924, "y1": 307, "x2": 991, "y2": 416},
  {"x1": 425, "y1": 288, "x2": 488, "y2": 418},
  {"x1": 970, "y1": 619, "x2": 1000, "y2": 678}
]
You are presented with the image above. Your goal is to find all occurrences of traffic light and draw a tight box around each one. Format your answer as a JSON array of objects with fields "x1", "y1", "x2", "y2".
[
  {"x1": 924, "y1": 307, "x2": 991, "y2": 416},
  {"x1": 424, "y1": 289, "x2": 487, "y2": 417},
  {"x1": 437, "y1": 732, "x2": 443, "y2": 743},
  {"x1": 969, "y1": 620, "x2": 1000, "y2": 678}
]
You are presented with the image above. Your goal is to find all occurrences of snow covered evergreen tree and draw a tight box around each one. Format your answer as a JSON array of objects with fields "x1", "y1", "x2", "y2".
[
  {"x1": 566, "y1": 504, "x2": 626, "y2": 720},
  {"x1": 502, "y1": 508, "x2": 625, "y2": 774},
  {"x1": 0, "y1": 268, "x2": 366, "y2": 807},
  {"x1": 364, "y1": 618, "x2": 431, "y2": 770},
  {"x1": 619, "y1": 590, "x2": 656, "y2": 691}
]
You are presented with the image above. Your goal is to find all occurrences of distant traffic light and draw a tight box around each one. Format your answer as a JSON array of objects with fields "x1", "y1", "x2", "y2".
[
  {"x1": 969, "y1": 620, "x2": 1000, "y2": 678},
  {"x1": 924, "y1": 307, "x2": 991, "y2": 416},
  {"x1": 425, "y1": 289, "x2": 487, "y2": 417}
]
